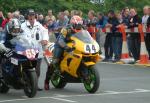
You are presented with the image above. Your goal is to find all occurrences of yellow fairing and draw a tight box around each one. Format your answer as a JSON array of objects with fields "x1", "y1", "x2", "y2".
[
  {"x1": 84, "y1": 62, "x2": 95, "y2": 66},
  {"x1": 60, "y1": 53, "x2": 82, "y2": 77},
  {"x1": 60, "y1": 30, "x2": 100, "y2": 78}
]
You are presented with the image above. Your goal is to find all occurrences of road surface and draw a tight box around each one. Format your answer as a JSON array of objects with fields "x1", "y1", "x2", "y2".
[{"x1": 0, "y1": 61, "x2": 150, "y2": 103}]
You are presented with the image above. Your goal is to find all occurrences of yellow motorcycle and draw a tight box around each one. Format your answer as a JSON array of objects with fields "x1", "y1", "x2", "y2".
[{"x1": 50, "y1": 30, "x2": 100, "y2": 93}]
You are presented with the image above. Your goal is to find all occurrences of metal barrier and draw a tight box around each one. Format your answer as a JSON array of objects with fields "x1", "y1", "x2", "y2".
[
  {"x1": 100, "y1": 24, "x2": 150, "y2": 66},
  {"x1": 100, "y1": 25, "x2": 150, "y2": 33}
]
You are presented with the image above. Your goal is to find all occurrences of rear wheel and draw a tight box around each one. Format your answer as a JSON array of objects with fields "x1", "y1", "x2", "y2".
[
  {"x1": 23, "y1": 71, "x2": 37, "y2": 98},
  {"x1": 83, "y1": 66, "x2": 100, "y2": 93}
]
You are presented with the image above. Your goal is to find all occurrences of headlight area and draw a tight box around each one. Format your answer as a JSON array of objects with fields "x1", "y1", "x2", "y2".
[{"x1": 82, "y1": 54, "x2": 100, "y2": 63}]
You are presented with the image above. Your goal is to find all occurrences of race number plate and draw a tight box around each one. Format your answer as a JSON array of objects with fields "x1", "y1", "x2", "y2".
[
  {"x1": 25, "y1": 49, "x2": 36, "y2": 59},
  {"x1": 84, "y1": 44, "x2": 97, "y2": 54}
]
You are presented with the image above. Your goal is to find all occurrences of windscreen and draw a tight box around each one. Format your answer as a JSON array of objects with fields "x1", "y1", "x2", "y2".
[
  {"x1": 72, "y1": 30, "x2": 93, "y2": 43},
  {"x1": 10, "y1": 35, "x2": 41, "y2": 51}
]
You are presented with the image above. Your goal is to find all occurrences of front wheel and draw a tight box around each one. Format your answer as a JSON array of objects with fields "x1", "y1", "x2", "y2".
[
  {"x1": 23, "y1": 70, "x2": 38, "y2": 98},
  {"x1": 83, "y1": 66, "x2": 100, "y2": 93},
  {"x1": 51, "y1": 69, "x2": 67, "y2": 89},
  {"x1": 0, "y1": 80, "x2": 9, "y2": 94}
]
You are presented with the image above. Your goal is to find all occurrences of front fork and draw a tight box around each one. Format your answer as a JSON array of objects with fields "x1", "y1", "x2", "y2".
[{"x1": 79, "y1": 64, "x2": 90, "y2": 81}]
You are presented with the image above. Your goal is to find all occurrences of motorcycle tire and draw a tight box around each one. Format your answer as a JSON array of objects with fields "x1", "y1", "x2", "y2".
[
  {"x1": 83, "y1": 66, "x2": 100, "y2": 93},
  {"x1": 23, "y1": 71, "x2": 38, "y2": 98},
  {"x1": 0, "y1": 80, "x2": 9, "y2": 94},
  {"x1": 51, "y1": 71, "x2": 67, "y2": 89}
]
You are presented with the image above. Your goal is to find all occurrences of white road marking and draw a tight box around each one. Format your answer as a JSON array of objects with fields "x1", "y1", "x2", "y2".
[
  {"x1": 100, "y1": 62, "x2": 134, "y2": 66},
  {"x1": 21, "y1": 96, "x2": 28, "y2": 98},
  {"x1": 0, "y1": 89, "x2": 150, "y2": 103},
  {"x1": 135, "y1": 89, "x2": 150, "y2": 92},
  {"x1": 50, "y1": 97, "x2": 77, "y2": 103},
  {"x1": 56, "y1": 89, "x2": 150, "y2": 98},
  {"x1": 104, "y1": 91, "x2": 120, "y2": 94},
  {"x1": 0, "y1": 97, "x2": 77, "y2": 103}
]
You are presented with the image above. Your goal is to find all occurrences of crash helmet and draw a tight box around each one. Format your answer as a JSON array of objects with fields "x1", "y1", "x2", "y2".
[
  {"x1": 6, "y1": 18, "x2": 21, "y2": 36},
  {"x1": 70, "y1": 15, "x2": 83, "y2": 32}
]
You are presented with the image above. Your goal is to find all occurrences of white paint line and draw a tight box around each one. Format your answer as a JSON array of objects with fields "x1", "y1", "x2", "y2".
[
  {"x1": 135, "y1": 89, "x2": 150, "y2": 92},
  {"x1": 100, "y1": 62, "x2": 134, "y2": 66},
  {"x1": 55, "y1": 89, "x2": 150, "y2": 98},
  {"x1": 50, "y1": 97, "x2": 77, "y2": 103},
  {"x1": 0, "y1": 99, "x2": 28, "y2": 103},
  {"x1": 54, "y1": 94, "x2": 67, "y2": 97},
  {"x1": 21, "y1": 96, "x2": 28, "y2": 98},
  {"x1": 104, "y1": 91, "x2": 117, "y2": 93},
  {"x1": 0, "y1": 89, "x2": 150, "y2": 103},
  {"x1": 0, "y1": 96, "x2": 77, "y2": 103}
]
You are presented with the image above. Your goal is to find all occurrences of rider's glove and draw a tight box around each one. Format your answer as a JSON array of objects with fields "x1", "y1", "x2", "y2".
[{"x1": 64, "y1": 46, "x2": 73, "y2": 52}]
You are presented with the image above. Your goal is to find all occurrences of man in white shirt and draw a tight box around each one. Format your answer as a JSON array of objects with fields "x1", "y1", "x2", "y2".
[
  {"x1": 142, "y1": 6, "x2": 150, "y2": 60},
  {"x1": 142, "y1": 6, "x2": 149, "y2": 25},
  {"x1": 21, "y1": 9, "x2": 49, "y2": 91}
]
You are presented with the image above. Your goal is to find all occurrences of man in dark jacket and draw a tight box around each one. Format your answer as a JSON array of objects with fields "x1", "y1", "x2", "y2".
[
  {"x1": 144, "y1": 6, "x2": 150, "y2": 59},
  {"x1": 107, "y1": 11, "x2": 123, "y2": 62},
  {"x1": 128, "y1": 8, "x2": 141, "y2": 61},
  {"x1": 122, "y1": 7, "x2": 132, "y2": 57},
  {"x1": 103, "y1": 10, "x2": 116, "y2": 61}
]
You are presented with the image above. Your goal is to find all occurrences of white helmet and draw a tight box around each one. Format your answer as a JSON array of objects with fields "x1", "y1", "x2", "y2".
[{"x1": 7, "y1": 18, "x2": 21, "y2": 36}]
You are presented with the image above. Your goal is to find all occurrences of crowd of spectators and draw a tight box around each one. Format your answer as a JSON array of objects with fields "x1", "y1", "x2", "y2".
[{"x1": 0, "y1": 6, "x2": 150, "y2": 62}]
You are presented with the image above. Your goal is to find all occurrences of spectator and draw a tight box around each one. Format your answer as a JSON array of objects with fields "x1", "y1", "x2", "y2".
[
  {"x1": 54, "y1": 12, "x2": 69, "y2": 38},
  {"x1": 13, "y1": 10, "x2": 20, "y2": 19},
  {"x1": 37, "y1": 14, "x2": 44, "y2": 25},
  {"x1": 0, "y1": 11, "x2": 5, "y2": 28},
  {"x1": 77, "y1": 10, "x2": 83, "y2": 17},
  {"x1": 87, "y1": 10, "x2": 98, "y2": 26},
  {"x1": 122, "y1": 7, "x2": 132, "y2": 57},
  {"x1": 64, "y1": 10, "x2": 70, "y2": 24},
  {"x1": 142, "y1": 6, "x2": 149, "y2": 24},
  {"x1": 1, "y1": 12, "x2": 13, "y2": 29},
  {"x1": 112, "y1": 12, "x2": 123, "y2": 62},
  {"x1": 42, "y1": 17, "x2": 56, "y2": 42},
  {"x1": 128, "y1": 8, "x2": 141, "y2": 61},
  {"x1": 19, "y1": 15, "x2": 25, "y2": 24},
  {"x1": 96, "y1": 12, "x2": 108, "y2": 54},
  {"x1": 64, "y1": 10, "x2": 70, "y2": 20},
  {"x1": 147, "y1": 7, "x2": 150, "y2": 28},
  {"x1": 70, "y1": 10, "x2": 78, "y2": 17},
  {"x1": 13, "y1": 10, "x2": 25, "y2": 24},
  {"x1": 46, "y1": 10, "x2": 56, "y2": 22},
  {"x1": 70, "y1": 10, "x2": 75, "y2": 17},
  {"x1": 46, "y1": 17, "x2": 56, "y2": 33},
  {"x1": 0, "y1": 11, "x2": 5, "y2": 43},
  {"x1": 0, "y1": 11, "x2": 5, "y2": 27},
  {"x1": 103, "y1": 10, "x2": 115, "y2": 61},
  {"x1": 122, "y1": 7, "x2": 130, "y2": 26},
  {"x1": 143, "y1": 6, "x2": 150, "y2": 59},
  {"x1": 86, "y1": 10, "x2": 98, "y2": 39},
  {"x1": 86, "y1": 10, "x2": 102, "y2": 54},
  {"x1": 96, "y1": 12, "x2": 108, "y2": 29}
]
